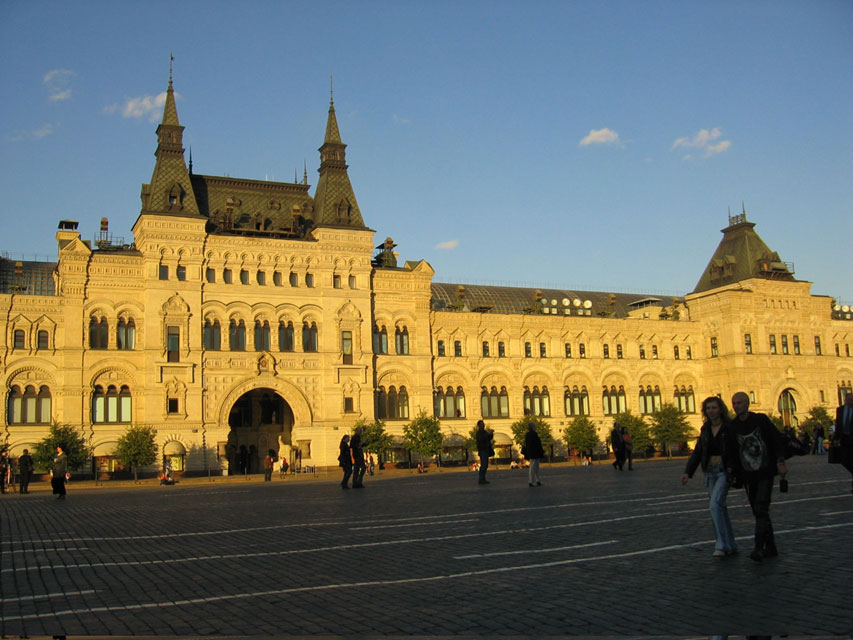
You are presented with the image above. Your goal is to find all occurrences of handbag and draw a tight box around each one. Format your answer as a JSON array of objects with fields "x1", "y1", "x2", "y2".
[{"x1": 827, "y1": 444, "x2": 842, "y2": 464}]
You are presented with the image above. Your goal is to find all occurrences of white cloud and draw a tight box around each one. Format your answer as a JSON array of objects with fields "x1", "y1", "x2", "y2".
[
  {"x1": 104, "y1": 92, "x2": 170, "y2": 122},
  {"x1": 435, "y1": 240, "x2": 459, "y2": 251},
  {"x1": 671, "y1": 127, "x2": 731, "y2": 158},
  {"x1": 8, "y1": 123, "x2": 55, "y2": 142},
  {"x1": 579, "y1": 128, "x2": 621, "y2": 147},
  {"x1": 43, "y1": 69, "x2": 74, "y2": 102},
  {"x1": 392, "y1": 114, "x2": 411, "y2": 125}
]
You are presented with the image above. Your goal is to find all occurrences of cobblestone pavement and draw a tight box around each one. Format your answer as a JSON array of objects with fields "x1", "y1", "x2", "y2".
[{"x1": 1, "y1": 456, "x2": 851, "y2": 638}]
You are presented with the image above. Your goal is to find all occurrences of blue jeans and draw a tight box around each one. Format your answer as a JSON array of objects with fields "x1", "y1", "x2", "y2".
[{"x1": 705, "y1": 468, "x2": 737, "y2": 551}]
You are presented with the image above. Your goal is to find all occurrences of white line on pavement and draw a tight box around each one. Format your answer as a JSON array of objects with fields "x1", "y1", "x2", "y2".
[
  {"x1": 454, "y1": 539, "x2": 618, "y2": 559},
  {"x1": 0, "y1": 589, "x2": 96, "y2": 604}
]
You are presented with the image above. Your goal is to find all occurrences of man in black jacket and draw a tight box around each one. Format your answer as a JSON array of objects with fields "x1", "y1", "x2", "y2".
[
  {"x1": 475, "y1": 420, "x2": 493, "y2": 485},
  {"x1": 350, "y1": 426, "x2": 366, "y2": 488},
  {"x1": 729, "y1": 392, "x2": 788, "y2": 562},
  {"x1": 18, "y1": 448, "x2": 34, "y2": 494}
]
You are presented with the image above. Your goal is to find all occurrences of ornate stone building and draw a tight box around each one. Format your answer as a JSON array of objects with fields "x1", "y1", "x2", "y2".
[{"x1": 2, "y1": 74, "x2": 851, "y2": 474}]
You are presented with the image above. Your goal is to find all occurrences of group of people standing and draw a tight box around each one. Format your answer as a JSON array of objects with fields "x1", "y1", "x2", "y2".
[
  {"x1": 0, "y1": 446, "x2": 64, "y2": 498},
  {"x1": 338, "y1": 426, "x2": 367, "y2": 489},
  {"x1": 477, "y1": 419, "x2": 545, "y2": 487},
  {"x1": 610, "y1": 424, "x2": 634, "y2": 471}
]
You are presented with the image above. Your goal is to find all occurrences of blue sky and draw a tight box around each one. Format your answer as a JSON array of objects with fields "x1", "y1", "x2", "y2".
[{"x1": 2, "y1": 0, "x2": 851, "y2": 301}]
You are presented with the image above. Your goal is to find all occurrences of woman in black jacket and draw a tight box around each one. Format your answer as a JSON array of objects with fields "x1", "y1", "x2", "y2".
[
  {"x1": 338, "y1": 435, "x2": 352, "y2": 489},
  {"x1": 681, "y1": 397, "x2": 738, "y2": 557}
]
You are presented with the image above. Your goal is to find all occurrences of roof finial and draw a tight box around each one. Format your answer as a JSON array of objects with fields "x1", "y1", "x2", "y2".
[
  {"x1": 303, "y1": 159, "x2": 308, "y2": 184},
  {"x1": 169, "y1": 52, "x2": 174, "y2": 87},
  {"x1": 294, "y1": 168, "x2": 298, "y2": 183},
  {"x1": 330, "y1": 73, "x2": 334, "y2": 106},
  {"x1": 188, "y1": 146, "x2": 193, "y2": 174},
  {"x1": 742, "y1": 201, "x2": 746, "y2": 216}
]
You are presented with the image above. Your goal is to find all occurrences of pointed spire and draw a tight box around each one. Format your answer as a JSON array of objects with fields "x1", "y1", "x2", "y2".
[
  {"x1": 303, "y1": 159, "x2": 308, "y2": 185},
  {"x1": 162, "y1": 53, "x2": 180, "y2": 127},
  {"x1": 188, "y1": 146, "x2": 193, "y2": 174}
]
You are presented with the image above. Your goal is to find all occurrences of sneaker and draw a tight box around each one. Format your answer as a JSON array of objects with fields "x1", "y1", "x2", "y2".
[{"x1": 712, "y1": 549, "x2": 726, "y2": 557}]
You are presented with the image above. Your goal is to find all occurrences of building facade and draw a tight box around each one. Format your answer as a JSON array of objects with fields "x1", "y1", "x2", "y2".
[{"x1": 2, "y1": 75, "x2": 851, "y2": 475}]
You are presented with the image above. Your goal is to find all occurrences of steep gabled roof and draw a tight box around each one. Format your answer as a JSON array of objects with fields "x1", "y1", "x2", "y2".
[{"x1": 693, "y1": 213, "x2": 795, "y2": 294}]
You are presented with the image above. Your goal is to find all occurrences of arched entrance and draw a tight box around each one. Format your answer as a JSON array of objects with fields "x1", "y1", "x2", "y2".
[{"x1": 225, "y1": 388, "x2": 293, "y2": 475}]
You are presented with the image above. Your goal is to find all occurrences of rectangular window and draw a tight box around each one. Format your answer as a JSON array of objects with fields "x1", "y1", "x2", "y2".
[
  {"x1": 158, "y1": 265, "x2": 169, "y2": 280},
  {"x1": 836, "y1": 343, "x2": 841, "y2": 356},
  {"x1": 177, "y1": 265, "x2": 186, "y2": 281},
  {"x1": 305, "y1": 273, "x2": 314, "y2": 288},
  {"x1": 454, "y1": 340, "x2": 462, "y2": 357},
  {"x1": 639, "y1": 346, "x2": 646, "y2": 360},
  {"x1": 744, "y1": 334, "x2": 752, "y2": 354},
  {"x1": 711, "y1": 337, "x2": 718, "y2": 357},
  {"x1": 820, "y1": 390, "x2": 825, "y2": 403},
  {"x1": 815, "y1": 336, "x2": 822, "y2": 355},
  {"x1": 37, "y1": 330, "x2": 49, "y2": 350},
  {"x1": 289, "y1": 272, "x2": 298, "y2": 287},
  {"x1": 686, "y1": 346, "x2": 692, "y2": 359},
  {"x1": 349, "y1": 275, "x2": 356, "y2": 289},
  {"x1": 344, "y1": 397, "x2": 355, "y2": 413},
  {"x1": 579, "y1": 343, "x2": 586, "y2": 358},
  {"x1": 793, "y1": 335, "x2": 800, "y2": 355},
  {"x1": 333, "y1": 274, "x2": 342, "y2": 289},
  {"x1": 167, "y1": 326, "x2": 180, "y2": 362},
  {"x1": 167, "y1": 397, "x2": 179, "y2": 414},
  {"x1": 13, "y1": 329, "x2": 25, "y2": 348},
  {"x1": 498, "y1": 341, "x2": 506, "y2": 357},
  {"x1": 223, "y1": 268, "x2": 232, "y2": 284},
  {"x1": 257, "y1": 271, "x2": 266, "y2": 286},
  {"x1": 847, "y1": 344, "x2": 851, "y2": 357},
  {"x1": 437, "y1": 340, "x2": 445, "y2": 357},
  {"x1": 652, "y1": 345, "x2": 658, "y2": 359},
  {"x1": 341, "y1": 331, "x2": 353, "y2": 365},
  {"x1": 603, "y1": 344, "x2": 610, "y2": 359},
  {"x1": 749, "y1": 391, "x2": 756, "y2": 403},
  {"x1": 769, "y1": 334, "x2": 777, "y2": 354},
  {"x1": 616, "y1": 344, "x2": 623, "y2": 359},
  {"x1": 674, "y1": 346, "x2": 680, "y2": 360},
  {"x1": 482, "y1": 341, "x2": 490, "y2": 357},
  {"x1": 564, "y1": 343, "x2": 572, "y2": 358},
  {"x1": 539, "y1": 342, "x2": 547, "y2": 357},
  {"x1": 240, "y1": 269, "x2": 249, "y2": 285},
  {"x1": 206, "y1": 268, "x2": 215, "y2": 283},
  {"x1": 781, "y1": 335, "x2": 789, "y2": 355},
  {"x1": 524, "y1": 342, "x2": 532, "y2": 357},
  {"x1": 273, "y1": 271, "x2": 282, "y2": 286}
]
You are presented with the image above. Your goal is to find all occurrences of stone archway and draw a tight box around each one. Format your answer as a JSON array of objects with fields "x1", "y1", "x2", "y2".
[{"x1": 225, "y1": 388, "x2": 293, "y2": 475}]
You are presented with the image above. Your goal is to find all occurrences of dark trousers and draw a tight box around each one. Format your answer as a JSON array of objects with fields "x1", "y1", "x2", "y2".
[
  {"x1": 340, "y1": 463, "x2": 352, "y2": 487},
  {"x1": 625, "y1": 449, "x2": 634, "y2": 470},
  {"x1": 478, "y1": 452, "x2": 489, "y2": 483},
  {"x1": 744, "y1": 474, "x2": 775, "y2": 552},
  {"x1": 20, "y1": 470, "x2": 32, "y2": 493},
  {"x1": 51, "y1": 476, "x2": 66, "y2": 497},
  {"x1": 353, "y1": 461, "x2": 366, "y2": 487},
  {"x1": 264, "y1": 468, "x2": 272, "y2": 481}
]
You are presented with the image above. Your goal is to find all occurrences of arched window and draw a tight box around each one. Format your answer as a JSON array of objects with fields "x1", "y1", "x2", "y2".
[
  {"x1": 37, "y1": 330, "x2": 49, "y2": 350},
  {"x1": 117, "y1": 318, "x2": 136, "y2": 350},
  {"x1": 395, "y1": 327, "x2": 410, "y2": 355},
  {"x1": 603, "y1": 385, "x2": 626, "y2": 415},
  {"x1": 92, "y1": 385, "x2": 132, "y2": 423},
  {"x1": 89, "y1": 316, "x2": 109, "y2": 349},
  {"x1": 376, "y1": 386, "x2": 409, "y2": 420},
  {"x1": 302, "y1": 322, "x2": 318, "y2": 352},
  {"x1": 13, "y1": 329, "x2": 25, "y2": 349},
  {"x1": 7, "y1": 385, "x2": 51, "y2": 424},
  {"x1": 203, "y1": 320, "x2": 221, "y2": 350},
  {"x1": 564, "y1": 385, "x2": 590, "y2": 416},
  {"x1": 278, "y1": 321, "x2": 294, "y2": 352},
  {"x1": 434, "y1": 386, "x2": 466, "y2": 419},
  {"x1": 640, "y1": 386, "x2": 663, "y2": 414},
  {"x1": 778, "y1": 388, "x2": 798, "y2": 427},
  {"x1": 481, "y1": 386, "x2": 509, "y2": 419},
  {"x1": 373, "y1": 325, "x2": 388, "y2": 354},
  {"x1": 523, "y1": 386, "x2": 551, "y2": 417},
  {"x1": 229, "y1": 320, "x2": 246, "y2": 351},
  {"x1": 254, "y1": 320, "x2": 271, "y2": 351},
  {"x1": 674, "y1": 385, "x2": 696, "y2": 413}
]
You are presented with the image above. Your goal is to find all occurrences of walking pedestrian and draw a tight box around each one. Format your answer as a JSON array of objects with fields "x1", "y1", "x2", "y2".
[
  {"x1": 351, "y1": 426, "x2": 367, "y2": 488},
  {"x1": 475, "y1": 419, "x2": 493, "y2": 485},
  {"x1": 338, "y1": 434, "x2": 352, "y2": 489},
  {"x1": 831, "y1": 392, "x2": 853, "y2": 493},
  {"x1": 611, "y1": 422, "x2": 625, "y2": 470},
  {"x1": 0, "y1": 450, "x2": 9, "y2": 494},
  {"x1": 51, "y1": 445, "x2": 68, "y2": 500},
  {"x1": 681, "y1": 397, "x2": 738, "y2": 557},
  {"x1": 523, "y1": 422, "x2": 545, "y2": 487},
  {"x1": 263, "y1": 450, "x2": 275, "y2": 481},
  {"x1": 728, "y1": 391, "x2": 787, "y2": 562},
  {"x1": 18, "y1": 448, "x2": 34, "y2": 494},
  {"x1": 813, "y1": 425, "x2": 825, "y2": 455},
  {"x1": 621, "y1": 426, "x2": 634, "y2": 470}
]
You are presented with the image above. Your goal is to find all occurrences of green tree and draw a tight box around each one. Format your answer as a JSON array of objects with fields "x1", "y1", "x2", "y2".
[
  {"x1": 613, "y1": 411, "x2": 653, "y2": 455},
  {"x1": 561, "y1": 416, "x2": 600, "y2": 463},
  {"x1": 649, "y1": 404, "x2": 694, "y2": 458},
  {"x1": 115, "y1": 425, "x2": 158, "y2": 483},
  {"x1": 511, "y1": 415, "x2": 553, "y2": 458},
  {"x1": 32, "y1": 422, "x2": 91, "y2": 473},
  {"x1": 799, "y1": 406, "x2": 833, "y2": 440},
  {"x1": 354, "y1": 418, "x2": 393, "y2": 459},
  {"x1": 403, "y1": 410, "x2": 444, "y2": 468}
]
